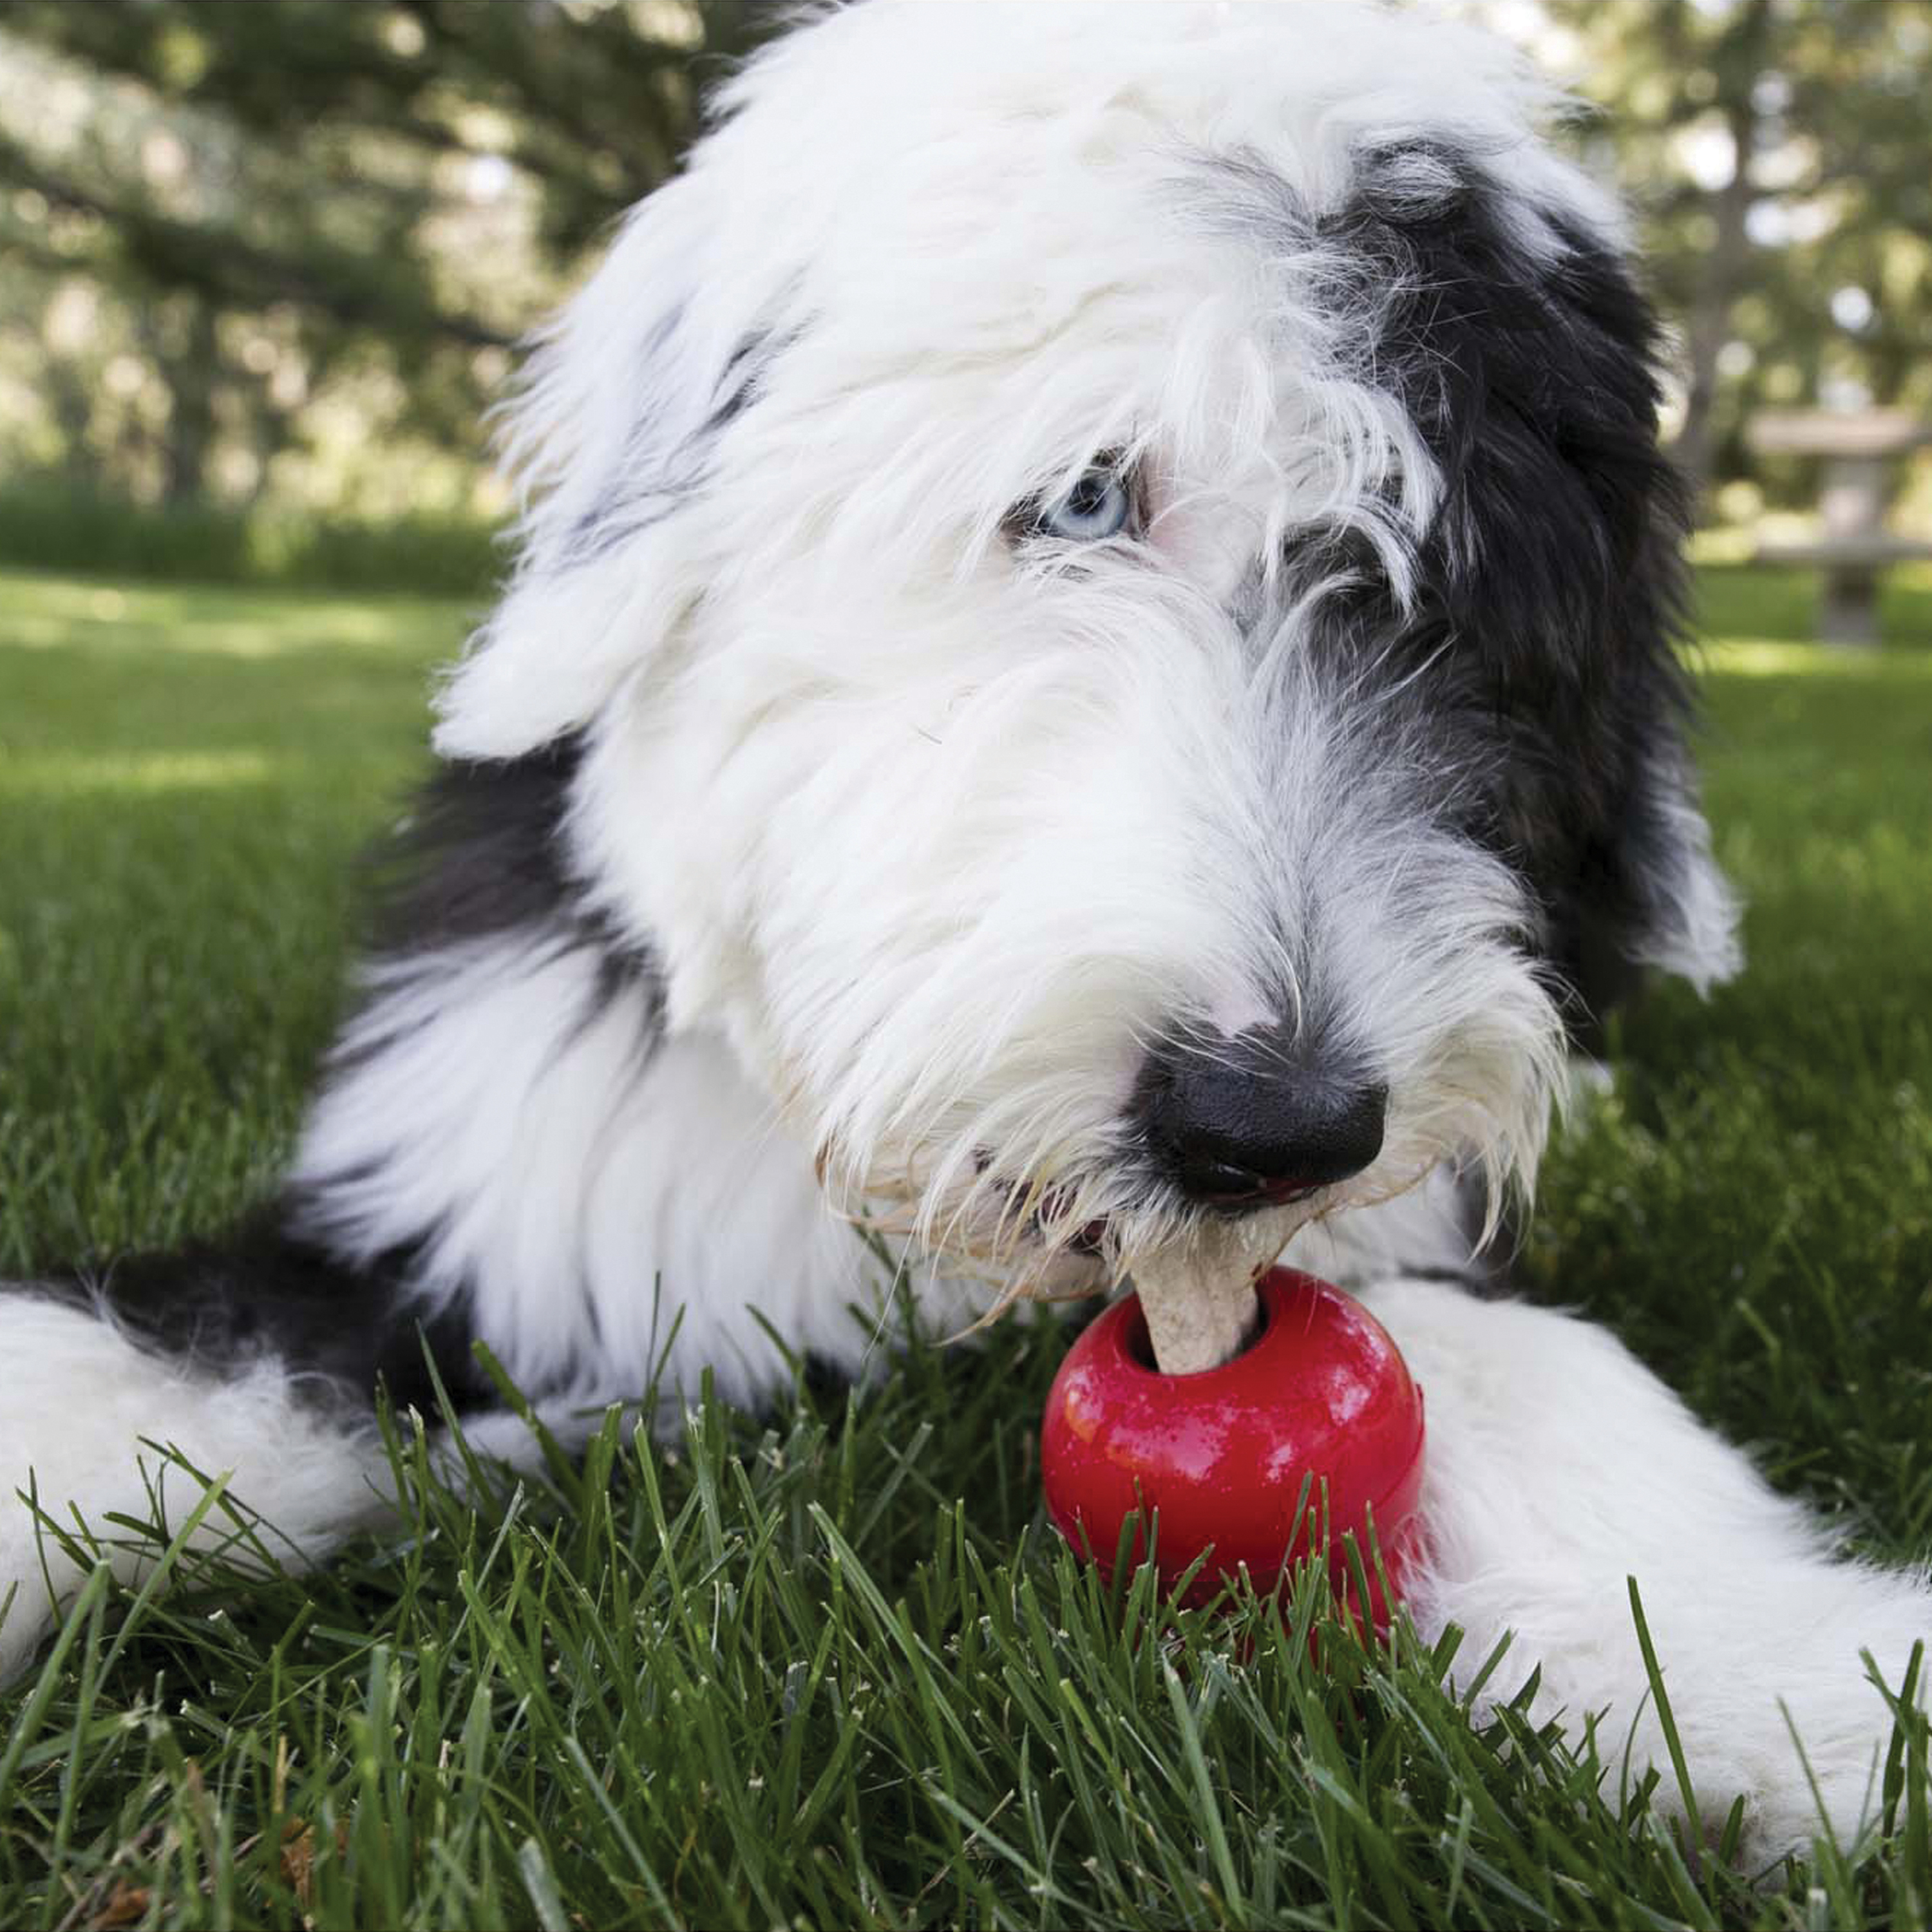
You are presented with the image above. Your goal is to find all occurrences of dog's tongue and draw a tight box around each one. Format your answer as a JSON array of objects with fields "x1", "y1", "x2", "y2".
[{"x1": 1132, "y1": 1229, "x2": 1274, "y2": 1374}]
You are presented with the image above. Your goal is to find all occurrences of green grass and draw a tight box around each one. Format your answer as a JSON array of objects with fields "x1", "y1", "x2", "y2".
[
  {"x1": 1, "y1": 563, "x2": 1929, "y2": 1929},
  {"x1": 0, "y1": 484, "x2": 502, "y2": 599}
]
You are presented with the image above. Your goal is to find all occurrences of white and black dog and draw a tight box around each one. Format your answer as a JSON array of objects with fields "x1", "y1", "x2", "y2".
[{"x1": 3, "y1": 0, "x2": 1925, "y2": 1862}]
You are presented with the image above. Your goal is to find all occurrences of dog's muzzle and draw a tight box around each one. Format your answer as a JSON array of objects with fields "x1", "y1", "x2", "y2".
[{"x1": 1134, "y1": 1025, "x2": 1387, "y2": 1211}]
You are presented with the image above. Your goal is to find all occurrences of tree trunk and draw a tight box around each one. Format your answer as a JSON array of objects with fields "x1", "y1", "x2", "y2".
[
  {"x1": 45, "y1": 359, "x2": 94, "y2": 485},
  {"x1": 155, "y1": 298, "x2": 220, "y2": 505},
  {"x1": 1670, "y1": 0, "x2": 1777, "y2": 507}
]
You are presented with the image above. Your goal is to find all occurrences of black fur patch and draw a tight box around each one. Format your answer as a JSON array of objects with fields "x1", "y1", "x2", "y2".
[
  {"x1": 367, "y1": 735, "x2": 661, "y2": 1032},
  {"x1": 1301, "y1": 144, "x2": 1699, "y2": 1037},
  {"x1": 39, "y1": 1217, "x2": 496, "y2": 1417}
]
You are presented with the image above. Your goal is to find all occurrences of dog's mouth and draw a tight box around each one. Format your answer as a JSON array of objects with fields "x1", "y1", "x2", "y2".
[
  {"x1": 1004, "y1": 1159, "x2": 1322, "y2": 1242},
  {"x1": 1002, "y1": 1177, "x2": 1309, "y2": 1268},
  {"x1": 1063, "y1": 1215, "x2": 1110, "y2": 1257},
  {"x1": 883, "y1": 1136, "x2": 1396, "y2": 1302},
  {"x1": 1183, "y1": 1170, "x2": 1326, "y2": 1214},
  {"x1": 1006, "y1": 1175, "x2": 1110, "y2": 1257}
]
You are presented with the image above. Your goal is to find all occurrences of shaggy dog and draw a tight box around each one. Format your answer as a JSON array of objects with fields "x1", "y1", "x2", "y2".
[{"x1": 3, "y1": 0, "x2": 1925, "y2": 1861}]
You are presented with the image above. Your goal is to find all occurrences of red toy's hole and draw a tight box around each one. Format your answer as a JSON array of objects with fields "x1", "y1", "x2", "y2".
[
  {"x1": 1120, "y1": 1304, "x2": 1157, "y2": 1370},
  {"x1": 1117, "y1": 1285, "x2": 1272, "y2": 1377}
]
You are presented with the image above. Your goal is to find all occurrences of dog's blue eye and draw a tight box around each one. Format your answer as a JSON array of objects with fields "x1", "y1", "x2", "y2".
[{"x1": 1034, "y1": 465, "x2": 1133, "y2": 542}]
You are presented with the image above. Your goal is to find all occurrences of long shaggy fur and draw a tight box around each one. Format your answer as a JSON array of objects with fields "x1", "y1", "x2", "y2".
[{"x1": 1, "y1": 0, "x2": 1920, "y2": 1865}]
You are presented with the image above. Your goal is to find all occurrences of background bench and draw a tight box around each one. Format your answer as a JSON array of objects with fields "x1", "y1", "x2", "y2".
[{"x1": 1747, "y1": 408, "x2": 1932, "y2": 645}]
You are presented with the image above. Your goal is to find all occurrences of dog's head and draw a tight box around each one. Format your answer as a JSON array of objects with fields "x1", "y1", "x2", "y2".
[{"x1": 436, "y1": 0, "x2": 1738, "y2": 1298}]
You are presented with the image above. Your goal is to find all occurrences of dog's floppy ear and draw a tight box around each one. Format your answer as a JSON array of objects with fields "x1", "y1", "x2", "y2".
[
  {"x1": 1455, "y1": 491, "x2": 1741, "y2": 1038},
  {"x1": 1338, "y1": 149, "x2": 1743, "y2": 1036},
  {"x1": 1492, "y1": 313, "x2": 1754, "y2": 1043},
  {"x1": 1520, "y1": 237, "x2": 1743, "y2": 1033},
  {"x1": 435, "y1": 183, "x2": 761, "y2": 762},
  {"x1": 1546, "y1": 696, "x2": 1743, "y2": 1043}
]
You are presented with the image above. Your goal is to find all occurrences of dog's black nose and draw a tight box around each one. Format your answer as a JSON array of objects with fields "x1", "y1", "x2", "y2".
[{"x1": 1136, "y1": 1030, "x2": 1387, "y2": 1210}]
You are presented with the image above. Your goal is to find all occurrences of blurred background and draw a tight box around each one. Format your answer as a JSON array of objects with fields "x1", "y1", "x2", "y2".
[{"x1": 0, "y1": 0, "x2": 1926, "y2": 603}]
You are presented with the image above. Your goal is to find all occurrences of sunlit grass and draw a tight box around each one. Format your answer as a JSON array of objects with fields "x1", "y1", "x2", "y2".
[
  {"x1": 0, "y1": 562, "x2": 1928, "y2": 1928},
  {"x1": 1692, "y1": 556, "x2": 1932, "y2": 652},
  {"x1": 1, "y1": 572, "x2": 483, "y2": 658},
  {"x1": 0, "y1": 748, "x2": 281, "y2": 797},
  {"x1": 1699, "y1": 638, "x2": 1932, "y2": 677}
]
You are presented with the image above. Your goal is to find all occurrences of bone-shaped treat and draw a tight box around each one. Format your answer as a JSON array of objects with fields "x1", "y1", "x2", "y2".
[{"x1": 1132, "y1": 1245, "x2": 1264, "y2": 1375}]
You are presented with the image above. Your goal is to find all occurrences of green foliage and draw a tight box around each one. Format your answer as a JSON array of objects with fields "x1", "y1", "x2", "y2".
[
  {"x1": 0, "y1": 482, "x2": 502, "y2": 596},
  {"x1": 1540, "y1": 0, "x2": 1932, "y2": 496},
  {"x1": 0, "y1": 564, "x2": 1929, "y2": 1925},
  {"x1": 0, "y1": 1, "x2": 770, "y2": 509},
  {"x1": 3, "y1": 1, "x2": 1930, "y2": 527}
]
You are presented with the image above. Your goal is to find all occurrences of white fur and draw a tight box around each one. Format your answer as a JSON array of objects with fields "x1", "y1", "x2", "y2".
[
  {"x1": 0, "y1": 0, "x2": 1909, "y2": 1875},
  {"x1": 0, "y1": 1296, "x2": 393, "y2": 1681},
  {"x1": 291, "y1": 943, "x2": 986, "y2": 1408},
  {"x1": 300, "y1": 0, "x2": 1638, "y2": 1363}
]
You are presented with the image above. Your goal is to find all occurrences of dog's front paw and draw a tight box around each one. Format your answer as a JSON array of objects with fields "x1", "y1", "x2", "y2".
[
  {"x1": 1364, "y1": 1276, "x2": 1930, "y2": 1863},
  {"x1": 1706, "y1": 1567, "x2": 1931, "y2": 1861},
  {"x1": 1426, "y1": 1557, "x2": 1928, "y2": 1863},
  {"x1": 1416, "y1": 1514, "x2": 1930, "y2": 1865},
  {"x1": 0, "y1": 1558, "x2": 64, "y2": 1687}
]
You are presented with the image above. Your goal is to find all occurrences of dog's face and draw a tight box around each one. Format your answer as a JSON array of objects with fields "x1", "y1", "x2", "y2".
[{"x1": 437, "y1": 1, "x2": 1738, "y2": 1295}]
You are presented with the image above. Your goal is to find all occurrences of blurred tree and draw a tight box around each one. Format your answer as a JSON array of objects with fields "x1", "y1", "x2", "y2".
[
  {"x1": 1539, "y1": 0, "x2": 1932, "y2": 508},
  {"x1": 2, "y1": 1, "x2": 1926, "y2": 525},
  {"x1": 0, "y1": 0, "x2": 768, "y2": 509}
]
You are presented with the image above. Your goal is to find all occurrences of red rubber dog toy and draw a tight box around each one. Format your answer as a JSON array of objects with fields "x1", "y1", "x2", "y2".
[{"x1": 1041, "y1": 1267, "x2": 1426, "y2": 1619}]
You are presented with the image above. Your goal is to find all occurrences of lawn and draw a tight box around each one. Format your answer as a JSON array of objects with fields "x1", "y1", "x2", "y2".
[{"x1": 1, "y1": 563, "x2": 1929, "y2": 1929}]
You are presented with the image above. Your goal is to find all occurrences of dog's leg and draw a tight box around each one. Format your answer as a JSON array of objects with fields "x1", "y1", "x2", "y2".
[{"x1": 1360, "y1": 1276, "x2": 1929, "y2": 1861}]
